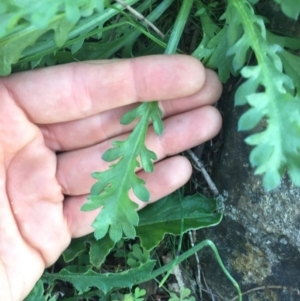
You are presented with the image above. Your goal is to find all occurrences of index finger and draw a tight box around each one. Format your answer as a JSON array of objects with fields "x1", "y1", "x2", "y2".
[{"x1": 1, "y1": 55, "x2": 205, "y2": 124}]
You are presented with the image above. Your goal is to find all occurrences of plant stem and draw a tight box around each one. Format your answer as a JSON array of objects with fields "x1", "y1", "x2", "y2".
[
  {"x1": 139, "y1": 240, "x2": 242, "y2": 301},
  {"x1": 158, "y1": 190, "x2": 184, "y2": 287},
  {"x1": 165, "y1": 0, "x2": 194, "y2": 54}
]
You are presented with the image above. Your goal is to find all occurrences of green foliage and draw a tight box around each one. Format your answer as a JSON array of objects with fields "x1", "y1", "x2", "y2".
[
  {"x1": 195, "y1": 0, "x2": 300, "y2": 190},
  {"x1": 46, "y1": 239, "x2": 242, "y2": 301},
  {"x1": 0, "y1": 0, "x2": 142, "y2": 75},
  {"x1": 81, "y1": 102, "x2": 163, "y2": 242},
  {"x1": 24, "y1": 280, "x2": 57, "y2": 301},
  {"x1": 23, "y1": 280, "x2": 45, "y2": 301},
  {"x1": 2, "y1": 1, "x2": 299, "y2": 300},
  {"x1": 22, "y1": 0, "x2": 169, "y2": 69},
  {"x1": 63, "y1": 232, "x2": 115, "y2": 268},
  {"x1": 62, "y1": 192, "x2": 221, "y2": 269},
  {"x1": 45, "y1": 261, "x2": 156, "y2": 295},
  {"x1": 169, "y1": 288, "x2": 195, "y2": 301},
  {"x1": 273, "y1": 0, "x2": 300, "y2": 19},
  {"x1": 0, "y1": 15, "x2": 75, "y2": 75},
  {"x1": 123, "y1": 287, "x2": 146, "y2": 301},
  {"x1": 127, "y1": 244, "x2": 150, "y2": 268},
  {"x1": 137, "y1": 192, "x2": 222, "y2": 250},
  {"x1": 0, "y1": 0, "x2": 104, "y2": 38}
]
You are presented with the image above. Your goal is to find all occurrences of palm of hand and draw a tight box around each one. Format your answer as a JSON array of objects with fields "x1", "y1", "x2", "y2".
[
  {"x1": 0, "y1": 56, "x2": 222, "y2": 301},
  {"x1": 0, "y1": 85, "x2": 70, "y2": 301}
]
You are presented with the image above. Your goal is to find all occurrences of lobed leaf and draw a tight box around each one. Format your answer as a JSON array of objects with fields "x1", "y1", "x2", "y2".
[
  {"x1": 0, "y1": 0, "x2": 143, "y2": 75},
  {"x1": 273, "y1": 0, "x2": 300, "y2": 20},
  {"x1": 0, "y1": 0, "x2": 104, "y2": 38},
  {"x1": 82, "y1": 102, "x2": 164, "y2": 242},
  {"x1": 63, "y1": 233, "x2": 115, "y2": 268},
  {"x1": 279, "y1": 50, "x2": 300, "y2": 91},
  {"x1": 193, "y1": 25, "x2": 234, "y2": 83},
  {"x1": 0, "y1": 0, "x2": 108, "y2": 74},
  {"x1": 194, "y1": 0, "x2": 300, "y2": 190},
  {"x1": 0, "y1": 16, "x2": 75, "y2": 75},
  {"x1": 195, "y1": 0, "x2": 300, "y2": 190},
  {"x1": 223, "y1": 0, "x2": 300, "y2": 190},
  {"x1": 127, "y1": 244, "x2": 150, "y2": 268},
  {"x1": 44, "y1": 261, "x2": 156, "y2": 295}
]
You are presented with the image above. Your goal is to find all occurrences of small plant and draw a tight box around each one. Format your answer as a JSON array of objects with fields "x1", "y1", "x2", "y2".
[
  {"x1": 123, "y1": 287, "x2": 146, "y2": 301},
  {"x1": 169, "y1": 288, "x2": 195, "y2": 301},
  {"x1": 127, "y1": 244, "x2": 150, "y2": 268}
]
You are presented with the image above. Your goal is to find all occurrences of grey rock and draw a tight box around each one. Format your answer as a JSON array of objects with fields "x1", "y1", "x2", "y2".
[{"x1": 197, "y1": 78, "x2": 300, "y2": 301}]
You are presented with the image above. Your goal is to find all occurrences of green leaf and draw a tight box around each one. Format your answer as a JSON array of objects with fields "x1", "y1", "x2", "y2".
[
  {"x1": 193, "y1": 26, "x2": 233, "y2": 82},
  {"x1": 226, "y1": 0, "x2": 300, "y2": 190},
  {"x1": 137, "y1": 193, "x2": 222, "y2": 250},
  {"x1": 279, "y1": 50, "x2": 300, "y2": 91},
  {"x1": 23, "y1": 280, "x2": 46, "y2": 301},
  {"x1": 63, "y1": 233, "x2": 115, "y2": 268},
  {"x1": 62, "y1": 236, "x2": 87, "y2": 263},
  {"x1": 238, "y1": 107, "x2": 264, "y2": 131},
  {"x1": 44, "y1": 261, "x2": 156, "y2": 294},
  {"x1": 0, "y1": 0, "x2": 104, "y2": 38},
  {"x1": 64, "y1": 191, "x2": 222, "y2": 266},
  {"x1": 267, "y1": 31, "x2": 300, "y2": 50},
  {"x1": 0, "y1": 15, "x2": 75, "y2": 75},
  {"x1": 72, "y1": 0, "x2": 171, "y2": 61},
  {"x1": 273, "y1": 0, "x2": 300, "y2": 19},
  {"x1": 82, "y1": 102, "x2": 163, "y2": 242},
  {"x1": 134, "y1": 287, "x2": 146, "y2": 299},
  {"x1": 127, "y1": 244, "x2": 150, "y2": 268},
  {"x1": 0, "y1": 0, "x2": 142, "y2": 75},
  {"x1": 169, "y1": 288, "x2": 195, "y2": 301},
  {"x1": 89, "y1": 234, "x2": 116, "y2": 267}
]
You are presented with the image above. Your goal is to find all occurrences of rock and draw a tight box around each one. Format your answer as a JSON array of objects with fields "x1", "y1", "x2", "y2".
[
  {"x1": 195, "y1": 3, "x2": 300, "y2": 300},
  {"x1": 197, "y1": 73, "x2": 300, "y2": 301}
]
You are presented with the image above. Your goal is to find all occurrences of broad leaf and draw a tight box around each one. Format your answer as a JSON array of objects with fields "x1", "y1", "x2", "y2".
[
  {"x1": 137, "y1": 193, "x2": 222, "y2": 250},
  {"x1": 64, "y1": 192, "x2": 221, "y2": 266}
]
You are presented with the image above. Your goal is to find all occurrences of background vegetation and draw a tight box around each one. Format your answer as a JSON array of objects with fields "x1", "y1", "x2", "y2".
[{"x1": 1, "y1": 0, "x2": 300, "y2": 300}]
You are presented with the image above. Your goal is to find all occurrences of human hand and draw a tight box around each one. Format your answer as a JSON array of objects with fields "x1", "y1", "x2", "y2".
[{"x1": 0, "y1": 55, "x2": 222, "y2": 301}]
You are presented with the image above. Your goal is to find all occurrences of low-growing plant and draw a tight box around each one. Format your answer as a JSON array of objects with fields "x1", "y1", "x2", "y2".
[
  {"x1": 122, "y1": 287, "x2": 146, "y2": 301},
  {"x1": 169, "y1": 288, "x2": 195, "y2": 301},
  {"x1": 2, "y1": 0, "x2": 300, "y2": 300}
]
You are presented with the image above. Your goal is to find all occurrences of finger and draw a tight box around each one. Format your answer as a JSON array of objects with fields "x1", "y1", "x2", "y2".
[
  {"x1": 2, "y1": 55, "x2": 205, "y2": 124},
  {"x1": 41, "y1": 69, "x2": 222, "y2": 151},
  {"x1": 56, "y1": 106, "x2": 221, "y2": 196},
  {"x1": 63, "y1": 156, "x2": 192, "y2": 238}
]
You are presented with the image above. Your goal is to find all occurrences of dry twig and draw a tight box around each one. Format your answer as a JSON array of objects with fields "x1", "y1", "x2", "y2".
[
  {"x1": 114, "y1": 0, "x2": 165, "y2": 37},
  {"x1": 187, "y1": 149, "x2": 219, "y2": 196}
]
